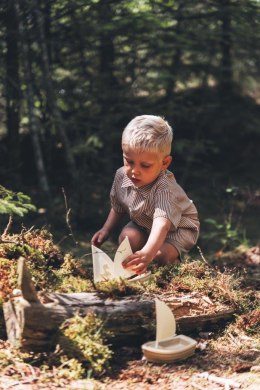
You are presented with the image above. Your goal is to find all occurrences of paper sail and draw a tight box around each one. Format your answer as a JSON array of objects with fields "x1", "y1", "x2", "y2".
[
  {"x1": 155, "y1": 298, "x2": 176, "y2": 344},
  {"x1": 92, "y1": 236, "x2": 136, "y2": 283}
]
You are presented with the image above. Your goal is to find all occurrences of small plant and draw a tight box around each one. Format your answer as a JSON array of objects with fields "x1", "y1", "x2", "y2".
[
  {"x1": 202, "y1": 186, "x2": 251, "y2": 253},
  {"x1": 58, "y1": 313, "x2": 113, "y2": 378},
  {"x1": 203, "y1": 213, "x2": 248, "y2": 252}
]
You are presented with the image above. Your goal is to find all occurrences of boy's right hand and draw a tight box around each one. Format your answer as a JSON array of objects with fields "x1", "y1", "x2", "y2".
[{"x1": 91, "y1": 228, "x2": 109, "y2": 247}]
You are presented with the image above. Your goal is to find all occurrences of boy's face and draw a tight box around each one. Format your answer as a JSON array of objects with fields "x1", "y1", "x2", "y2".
[{"x1": 122, "y1": 145, "x2": 172, "y2": 188}]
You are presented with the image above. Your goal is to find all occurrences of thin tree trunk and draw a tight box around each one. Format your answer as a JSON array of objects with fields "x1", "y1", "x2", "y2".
[
  {"x1": 165, "y1": 1, "x2": 184, "y2": 102},
  {"x1": 5, "y1": 0, "x2": 21, "y2": 186},
  {"x1": 219, "y1": 0, "x2": 233, "y2": 97},
  {"x1": 97, "y1": 0, "x2": 119, "y2": 177},
  {"x1": 15, "y1": 0, "x2": 50, "y2": 196},
  {"x1": 69, "y1": 5, "x2": 91, "y2": 82},
  {"x1": 34, "y1": 1, "x2": 78, "y2": 184}
]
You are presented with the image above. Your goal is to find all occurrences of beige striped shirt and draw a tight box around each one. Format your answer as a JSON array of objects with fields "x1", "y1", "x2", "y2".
[{"x1": 110, "y1": 167, "x2": 199, "y2": 241}]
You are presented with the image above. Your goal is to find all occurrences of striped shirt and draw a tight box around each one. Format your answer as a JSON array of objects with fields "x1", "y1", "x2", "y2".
[{"x1": 110, "y1": 167, "x2": 199, "y2": 241}]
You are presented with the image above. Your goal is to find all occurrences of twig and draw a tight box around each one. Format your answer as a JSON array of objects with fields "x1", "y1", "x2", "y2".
[
  {"x1": 0, "y1": 238, "x2": 21, "y2": 245},
  {"x1": 62, "y1": 187, "x2": 77, "y2": 245},
  {"x1": 56, "y1": 234, "x2": 70, "y2": 245},
  {"x1": 196, "y1": 372, "x2": 241, "y2": 388},
  {"x1": 2, "y1": 215, "x2": 13, "y2": 237},
  {"x1": 197, "y1": 245, "x2": 211, "y2": 266},
  {"x1": 2, "y1": 376, "x2": 37, "y2": 388}
]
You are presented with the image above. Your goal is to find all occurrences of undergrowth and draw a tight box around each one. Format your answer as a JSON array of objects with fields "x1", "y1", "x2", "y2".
[
  {"x1": 0, "y1": 226, "x2": 259, "y2": 383},
  {"x1": 56, "y1": 313, "x2": 113, "y2": 378}
]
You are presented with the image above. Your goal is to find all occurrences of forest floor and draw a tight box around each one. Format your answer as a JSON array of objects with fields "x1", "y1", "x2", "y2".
[
  {"x1": 1, "y1": 306, "x2": 259, "y2": 390},
  {"x1": 0, "y1": 232, "x2": 259, "y2": 390}
]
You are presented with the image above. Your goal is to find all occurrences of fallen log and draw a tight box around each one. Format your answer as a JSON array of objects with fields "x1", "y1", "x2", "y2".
[
  {"x1": 3, "y1": 258, "x2": 235, "y2": 352},
  {"x1": 3, "y1": 258, "x2": 154, "y2": 351}
]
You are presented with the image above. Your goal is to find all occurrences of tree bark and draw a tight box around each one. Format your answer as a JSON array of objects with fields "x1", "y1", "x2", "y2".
[
  {"x1": 15, "y1": 0, "x2": 50, "y2": 197},
  {"x1": 219, "y1": 0, "x2": 233, "y2": 96},
  {"x1": 5, "y1": 0, "x2": 21, "y2": 186},
  {"x1": 34, "y1": 1, "x2": 78, "y2": 184},
  {"x1": 165, "y1": 1, "x2": 184, "y2": 102}
]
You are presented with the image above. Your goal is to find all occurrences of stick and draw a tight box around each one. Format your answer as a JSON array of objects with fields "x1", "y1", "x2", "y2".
[
  {"x1": 2, "y1": 215, "x2": 13, "y2": 237},
  {"x1": 197, "y1": 372, "x2": 241, "y2": 388},
  {"x1": 61, "y1": 187, "x2": 77, "y2": 245}
]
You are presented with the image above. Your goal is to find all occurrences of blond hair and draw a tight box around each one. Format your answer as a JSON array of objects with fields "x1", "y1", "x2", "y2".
[{"x1": 122, "y1": 115, "x2": 173, "y2": 155}]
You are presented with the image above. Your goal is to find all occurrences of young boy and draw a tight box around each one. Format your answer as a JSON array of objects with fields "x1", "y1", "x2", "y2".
[{"x1": 91, "y1": 115, "x2": 199, "y2": 275}]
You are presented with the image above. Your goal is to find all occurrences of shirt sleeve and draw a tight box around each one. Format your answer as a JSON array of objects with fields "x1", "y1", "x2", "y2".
[
  {"x1": 153, "y1": 190, "x2": 182, "y2": 230},
  {"x1": 110, "y1": 170, "x2": 125, "y2": 213}
]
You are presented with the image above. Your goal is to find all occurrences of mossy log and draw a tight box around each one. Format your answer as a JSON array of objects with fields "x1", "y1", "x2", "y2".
[{"x1": 3, "y1": 258, "x2": 234, "y2": 352}]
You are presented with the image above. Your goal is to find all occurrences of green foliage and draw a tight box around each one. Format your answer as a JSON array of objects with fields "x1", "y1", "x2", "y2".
[
  {"x1": 202, "y1": 185, "x2": 252, "y2": 252},
  {"x1": 203, "y1": 215, "x2": 248, "y2": 251},
  {"x1": 58, "y1": 313, "x2": 113, "y2": 378},
  {"x1": 2, "y1": 0, "x2": 260, "y2": 234},
  {"x1": 0, "y1": 185, "x2": 36, "y2": 217}
]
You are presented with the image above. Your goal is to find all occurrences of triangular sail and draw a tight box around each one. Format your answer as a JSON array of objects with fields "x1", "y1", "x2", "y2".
[
  {"x1": 155, "y1": 298, "x2": 176, "y2": 344},
  {"x1": 114, "y1": 236, "x2": 135, "y2": 279},
  {"x1": 92, "y1": 245, "x2": 114, "y2": 283},
  {"x1": 92, "y1": 237, "x2": 135, "y2": 282}
]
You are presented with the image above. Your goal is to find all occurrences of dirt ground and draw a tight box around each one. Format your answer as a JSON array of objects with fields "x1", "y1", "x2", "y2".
[
  {"x1": 1, "y1": 302, "x2": 259, "y2": 390},
  {"x1": 0, "y1": 346, "x2": 259, "y2": 390}
]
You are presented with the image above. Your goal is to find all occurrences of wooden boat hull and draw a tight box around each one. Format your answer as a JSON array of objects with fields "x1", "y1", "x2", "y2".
[{"x1": 142, "y1": 335, "x2": 197, "y2": 362}]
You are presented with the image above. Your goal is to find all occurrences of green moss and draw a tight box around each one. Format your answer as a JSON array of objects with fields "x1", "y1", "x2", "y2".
[
  {"x1": 55, "y1": 274, "x2": 94, "y2": 293},
  {"x1": 58, "y1": 313, "x2": 113, "y2": 377},
  {"x1": 94, "y1": 277, "x2": 143, "y2": 298}
]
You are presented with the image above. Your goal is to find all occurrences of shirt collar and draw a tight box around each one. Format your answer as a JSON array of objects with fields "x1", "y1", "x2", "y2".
[{"x1": 121, "y1": 170, "x2": 166, "y2": 198}]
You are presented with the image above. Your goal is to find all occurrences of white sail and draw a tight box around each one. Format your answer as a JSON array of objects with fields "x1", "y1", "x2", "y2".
[
  {"x1": 114, "y1": 236, "x2": 135, "y2": 278},
  {"x1": 92, "y1": 246, "x2": 114, "y2": 282},
  {"x1": 92, "y1": 237, "x2": 135, "y2": 283},
  {"x1": 155, "y1": 298, "x2": 176, "y2": 344}
]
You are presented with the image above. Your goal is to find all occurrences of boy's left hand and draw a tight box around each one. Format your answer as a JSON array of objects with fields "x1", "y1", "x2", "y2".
[{"x1": 122, "y1": 251, "x2": 152, "y2": 275}]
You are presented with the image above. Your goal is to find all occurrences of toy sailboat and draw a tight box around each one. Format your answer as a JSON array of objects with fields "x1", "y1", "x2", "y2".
[
  {"x1": 142, "y1": 298, "x2": 197, "y2": 362},
  {"x1": 91, "y1": 236, "x2": 151, "y2": 283}
]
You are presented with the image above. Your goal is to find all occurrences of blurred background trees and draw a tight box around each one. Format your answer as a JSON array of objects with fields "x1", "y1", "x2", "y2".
[{"x1": 0, "y1": 0, "x2": 259, "y2": 249}]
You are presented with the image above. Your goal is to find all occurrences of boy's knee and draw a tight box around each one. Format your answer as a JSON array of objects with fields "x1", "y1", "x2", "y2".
[
  {"x1": 118, "y1": 225, "x2": 147, "y2": 251},
  {"x1": 119, "y1": 227, "x2": 137, "y2": 243},
  {"x1": 154, "y1": 244, "x2": 180, "y2": 265},
  {"x1": 118, "y1": 229, "x2": 128, "y2": 244}
]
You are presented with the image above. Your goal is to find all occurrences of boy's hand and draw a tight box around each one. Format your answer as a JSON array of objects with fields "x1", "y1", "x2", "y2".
[
  {"x1": 122, "y1": 251, "x2": 153, "y2": 275},
  {"x1": 91, "y1": 228, "x2": 109, "y2": 247}
]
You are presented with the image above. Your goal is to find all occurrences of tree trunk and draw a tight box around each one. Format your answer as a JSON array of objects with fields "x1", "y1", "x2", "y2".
[
  {"x1": 219, "y1": 0, "x2": 233, "y2": 97},
  {"x1": 96, "y1": 0, "x2": 120, "y2": 177},
  {"x1": 165, "y1": 1, "x2": 184, "y2": 102},
  {"x1": 3, "y1": 259, "x2": 154, "y2": 351},
  {"x1": 5, "y1": 0, "x2": 21, "y2": 186},
  {"x1": 15, "y1": 0, "x2": 50, "y2": 197},
  {"x1": 34, "y1": 1, "x2": 78, "y2": 184},
  {"x1": 3, "y1": 258, "x2": 234, "y2": 352}
]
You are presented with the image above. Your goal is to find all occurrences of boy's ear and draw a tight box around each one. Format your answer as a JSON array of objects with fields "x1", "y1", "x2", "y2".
[{"x1": 162, "y1": 155, "x2": 172, "y2": 169}]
